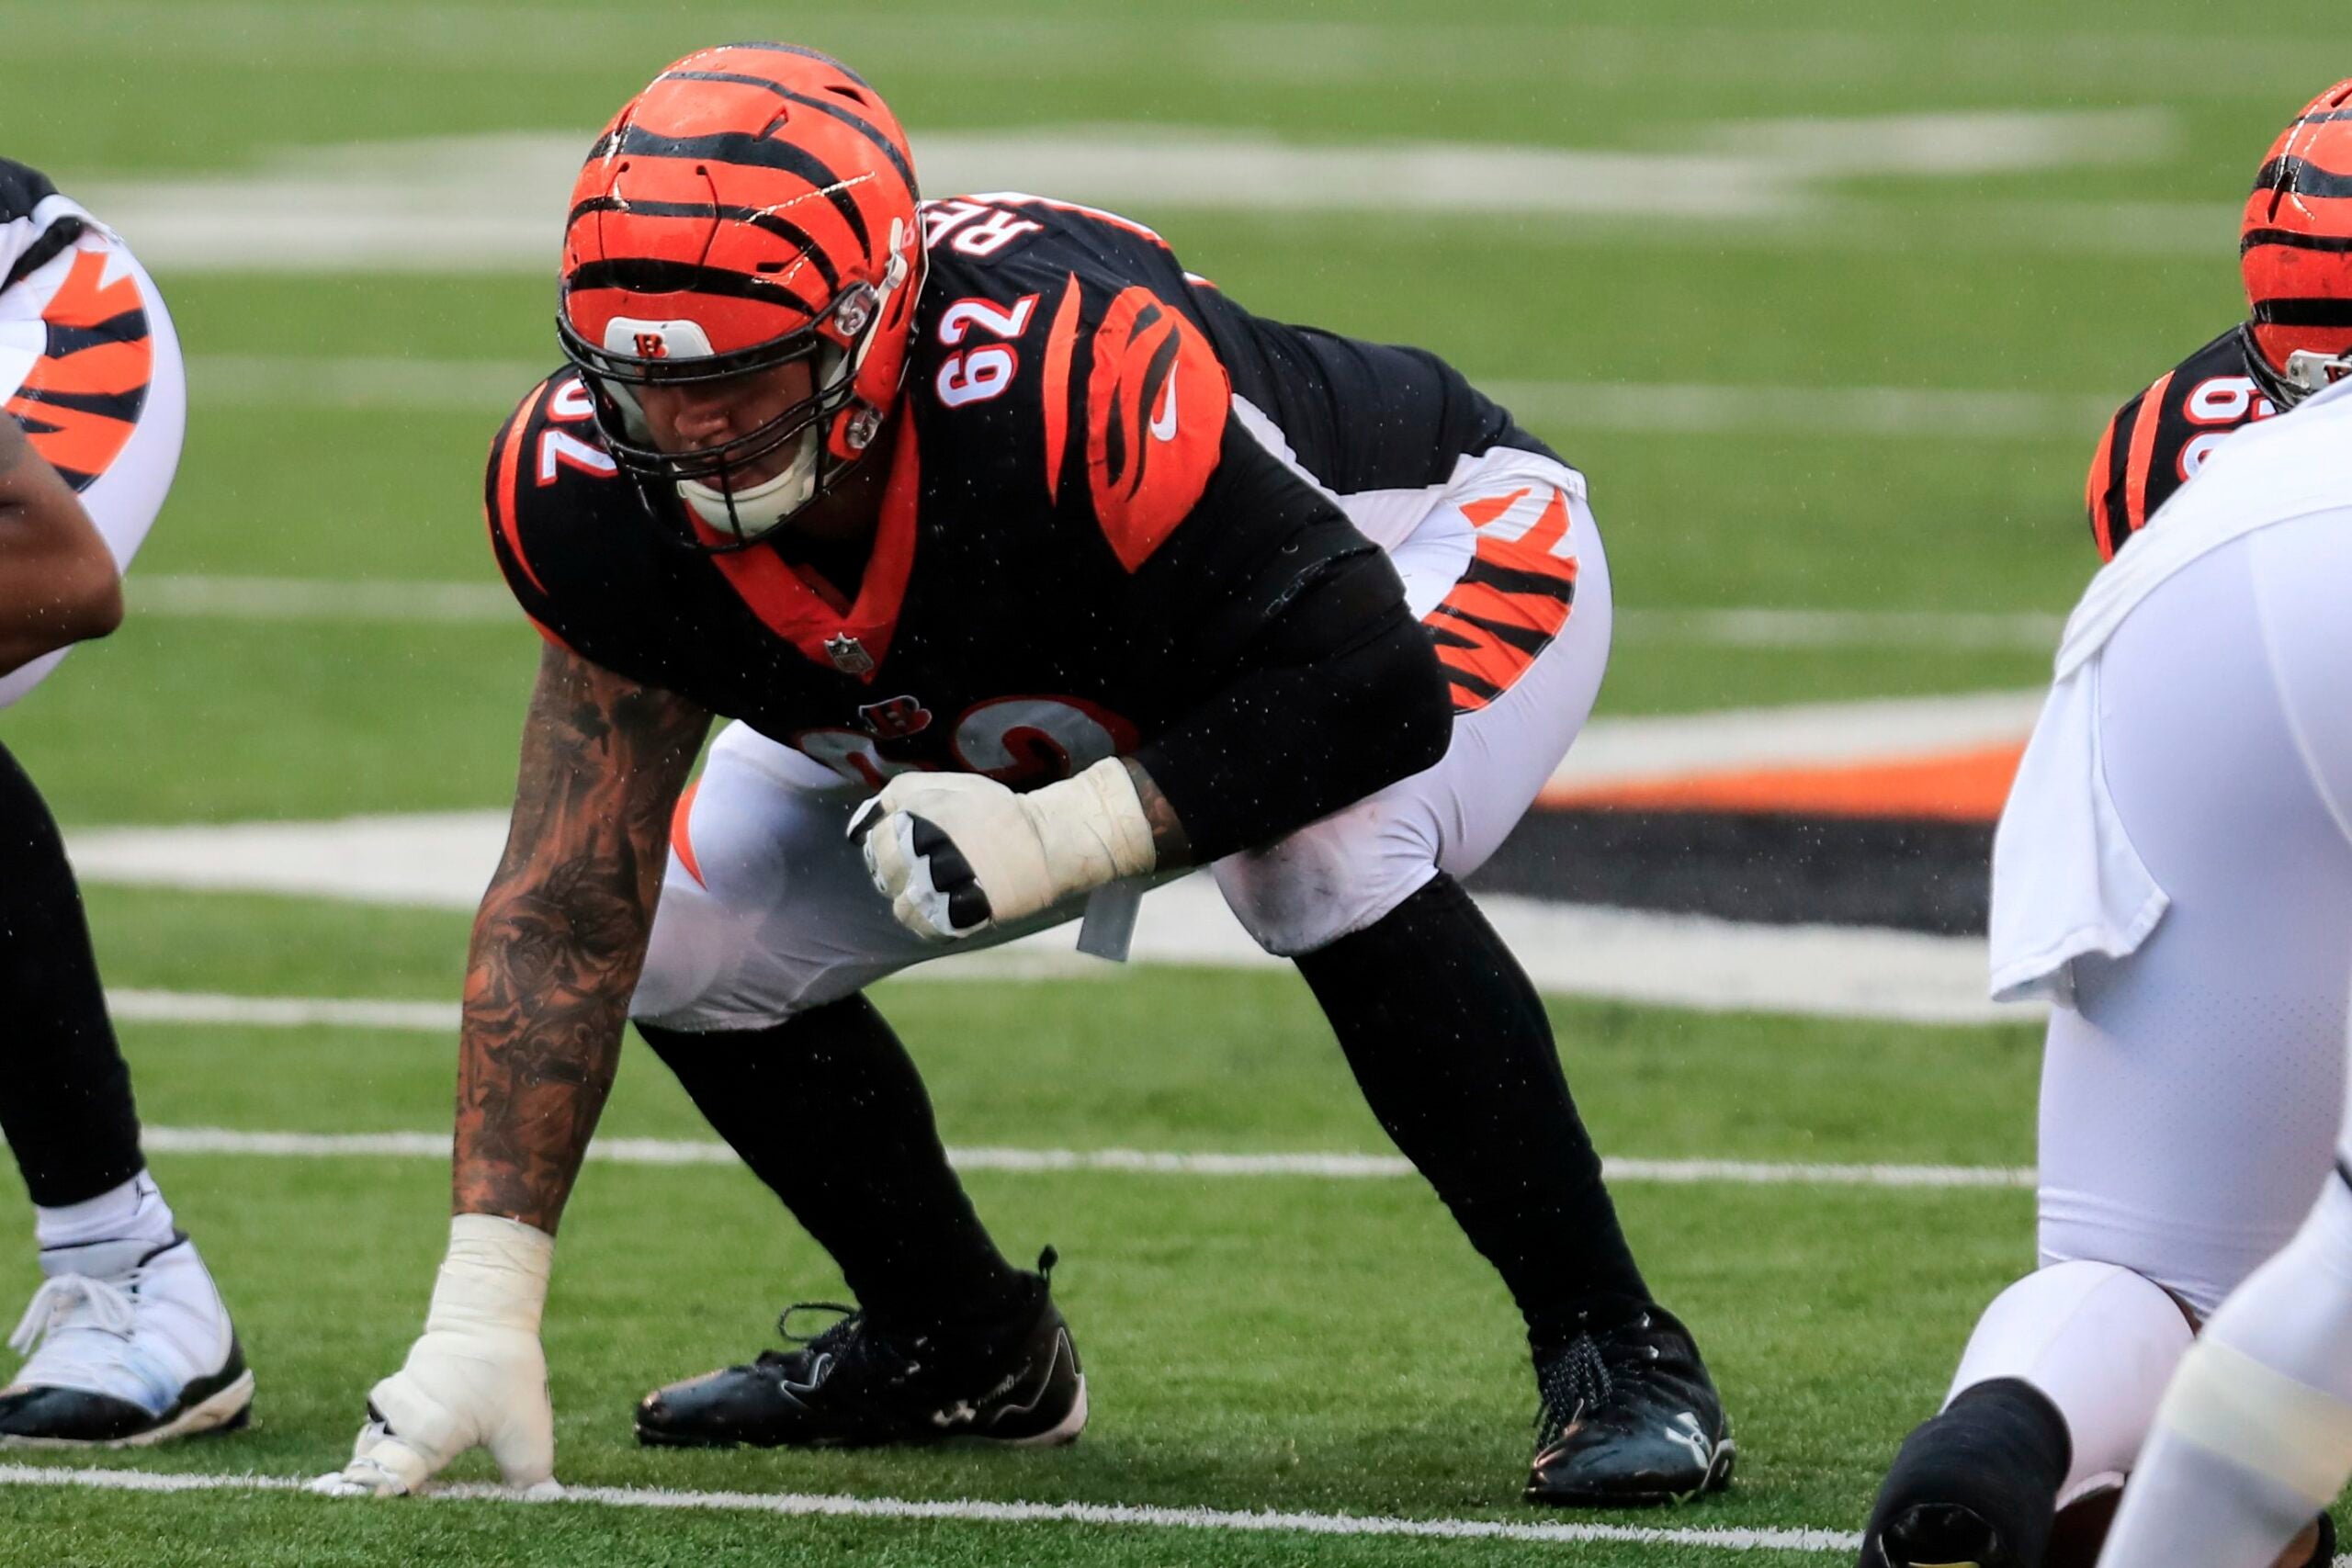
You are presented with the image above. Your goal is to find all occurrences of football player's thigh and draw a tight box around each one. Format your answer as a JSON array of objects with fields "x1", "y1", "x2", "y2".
[
  {"x1": 1215, "y1": 456, "x2": 1611, "y2": 954},
  {"x1": 2036, "y1": 529, "x2": 2352, "y2": 1314},
  {"x1": 630, "y1": 726, "x2": 935, "y2": 1031},
  {"x1": 0, "y1": 238, "x2": 184, "y2": 710},
  {"x1": 631, "y1": 726, "x2": 1091, "y2": 1030}
]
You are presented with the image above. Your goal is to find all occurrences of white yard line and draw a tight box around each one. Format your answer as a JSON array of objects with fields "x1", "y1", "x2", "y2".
[
  {"x1": 1612, "y1": 608, "x2": 2062, "y2": 654},
  {"x1": 134, "y1": 1125, "x2": 2033, "y2": 1190},
  {"x1": 184, "y1": 354, "x2": 2114, "y2": 444},
  {"x1": 106, "y1": 989, "x2": 459, "y2": 1031},
  {"x1": 129, "y1": 572, "x2": 2068, "y2": 654},
  {"x1": 77, "y1": 112, "x2": 2170, "y2": 272},
  {"x1": 78, "y1": 872, "x2": 2014, "y2": 1026},
  {"x1": 0, "y1": 1460, "x2": 1857, "y2": 1550},
  {"x1": 133, "y1": 574, "x2": 515, "y2": 622},
  {"x1": 1481, "y1": 378, "x2": 2113, "y2": 442}
]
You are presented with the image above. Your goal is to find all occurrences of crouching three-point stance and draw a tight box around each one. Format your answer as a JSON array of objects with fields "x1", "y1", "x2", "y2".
[
  {"x1": 0, "y1": 160, "x2": 249, "y2": 1448},
  {"x1": 1857, "y1": 84, "x2": 2352, "y2": 1568},
  {"x1": 314, "y1": 45, "x2": 1732, "y2": 1506}
]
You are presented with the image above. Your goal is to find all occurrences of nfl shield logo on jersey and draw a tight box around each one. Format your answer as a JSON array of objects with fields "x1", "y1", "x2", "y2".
[{"x1": 824, "y1": 633, "x2": 875, "y2": 676}]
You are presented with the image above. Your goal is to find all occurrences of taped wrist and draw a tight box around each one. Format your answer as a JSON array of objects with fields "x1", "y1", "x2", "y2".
[
  {"x1": 1022, "y1": 757, "x2": 1156, "y2": 899},
  {"x1": 427, "y1": 1214, "x2": 554, "y2": 1337}
]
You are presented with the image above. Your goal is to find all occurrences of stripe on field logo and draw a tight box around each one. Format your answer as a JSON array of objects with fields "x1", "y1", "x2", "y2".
[
  {"x1": 0, "y1": 1461, "x2": 1860, "y2": 1552},
  {"x1": 136, "y1": 1125, "x2": 2034, "y2": 1190}
]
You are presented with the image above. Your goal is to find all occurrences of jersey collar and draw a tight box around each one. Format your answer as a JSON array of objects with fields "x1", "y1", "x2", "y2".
[{"x1": 697, "y1": 416, "x2": 920, "y2": 682}]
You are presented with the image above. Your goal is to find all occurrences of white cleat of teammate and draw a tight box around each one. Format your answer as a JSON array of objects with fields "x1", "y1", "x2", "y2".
[{"x1": 1, "y1": 1227, "x2": 251, "y2": 1447}]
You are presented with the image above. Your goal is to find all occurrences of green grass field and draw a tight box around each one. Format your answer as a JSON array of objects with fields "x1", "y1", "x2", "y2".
[{"x1": 1, "y1": 1, "x2": 2339, "y2": 1562}]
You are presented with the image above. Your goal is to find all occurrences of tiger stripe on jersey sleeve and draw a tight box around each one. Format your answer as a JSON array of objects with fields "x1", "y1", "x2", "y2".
[
  {"x1": 2085, "y1": 399, "x2": 2132, "y2": 562},
  {"x1": 481, "y1": 378, "x2": 576, "y2": 650},
  {"x1": 2120, "y1": 369, "x2": 2175, "y2": 540},
  {"x1": 1081, "y1": 286, "x2": 1231, "y2": 571},
  {"x1": 1039, "y1": 272, "x2": 1083, "y2": 504}
]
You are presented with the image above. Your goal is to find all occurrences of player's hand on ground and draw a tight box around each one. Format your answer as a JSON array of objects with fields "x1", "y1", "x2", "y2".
[
  {"x1": 850, "y1": 761, "x2": 1157, "y2": 941},
  {"x1": 310, "y1": 1217, "x2": 560, "y2": 1499}
]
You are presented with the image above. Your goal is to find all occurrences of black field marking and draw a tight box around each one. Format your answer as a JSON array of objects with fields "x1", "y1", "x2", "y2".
[{"x1": 1469, "y1": 808, "x2": 1995, "y2": 935}]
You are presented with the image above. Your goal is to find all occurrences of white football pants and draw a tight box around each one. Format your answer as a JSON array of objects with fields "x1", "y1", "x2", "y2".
[
  {"x1": 1944, "y1": 511, "x2": 2352, "y2": 1512},
  {"x1": 0, "y1": 225, "x2": 183, "y2": 710},
  {"x1": 631, "y1": 445, "x2": 1611, "y2": 1032},
  {"x1": 2030, "y1": 514, "x2": 2352, "y2": 1312}
]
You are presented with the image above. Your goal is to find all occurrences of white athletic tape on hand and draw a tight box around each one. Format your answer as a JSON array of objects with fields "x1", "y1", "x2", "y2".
[
  {"x1": 311, "y1": 1215, "x2": 558, "y2": 1497},
  {"x1": 855, "y1": 760, "x2": 1156, "y2": 939},
  {"x1": 2152, "y1": 1337, "x2": 2352, "y2": 1507}
]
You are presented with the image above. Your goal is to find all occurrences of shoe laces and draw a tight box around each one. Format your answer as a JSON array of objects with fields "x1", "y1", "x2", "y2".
[
  {"x1": 1534, "y1": 1309, "x2": 1661, "y2": 1447},
  {"x1": 762, "y1": 1302, "x2": 920, "y2": 1387},
  {"x1": 9, "y1": 1272, "x2": 138, "y2": 1359}
]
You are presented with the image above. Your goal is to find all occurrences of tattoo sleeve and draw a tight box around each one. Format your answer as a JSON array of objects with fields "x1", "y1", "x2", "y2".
[
  {"x1": 452, "y1": 641, "x2": 710, "y2": 1232},
  {"x1": 1120, "y1": 756, "x2": 1193, "y2": 868}
]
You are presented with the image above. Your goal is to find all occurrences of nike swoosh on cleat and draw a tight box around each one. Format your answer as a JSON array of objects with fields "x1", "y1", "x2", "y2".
[{"x1": 1148, "y1": 367, "x2": 1179, "y2": 442}]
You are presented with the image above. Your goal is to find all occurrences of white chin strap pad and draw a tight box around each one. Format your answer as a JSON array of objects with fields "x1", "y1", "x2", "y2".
[{"x1": 679, "y1": 425, "x2": 820, "y2": 532}]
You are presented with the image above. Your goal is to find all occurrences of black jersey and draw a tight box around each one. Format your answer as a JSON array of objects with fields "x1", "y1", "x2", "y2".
[
  {"x1": 2086, "y1": 324, "x2": 2286, "y2": 560},
  {"x1": 487, "y1": 195, "x2": 1538, "y2": 802}
]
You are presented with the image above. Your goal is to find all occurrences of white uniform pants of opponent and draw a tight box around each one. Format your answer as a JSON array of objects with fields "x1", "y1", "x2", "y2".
[
  {"x1": 0, "y1": 220, "x2": 182, "y2": 709},
  {"x1": 1943, "y1": 513, "x2": 2352, "y2": 1516},
  {"x1": 631, "y1": 445, "x2": 1609, "y2": 1032}
]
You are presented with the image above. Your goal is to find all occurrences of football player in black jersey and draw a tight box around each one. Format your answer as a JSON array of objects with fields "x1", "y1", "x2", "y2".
[
  {"x1": 316, "y1": 45, "x2": 1732, "y2": 1508},
  {"x1": 0, "y1": 162, "x2": 250, "y2": 1448},
  {"x1": 2082, "y1": 78, "x2": 2352, "y2": 563},
  {"x1": 1856, "y1": 81, "x2": 2352, "y2": 1568}
]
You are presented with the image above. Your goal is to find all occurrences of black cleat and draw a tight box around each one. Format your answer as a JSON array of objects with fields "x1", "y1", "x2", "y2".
[
  {"x1": 636, "y1": 1252, "x2": 1085, "y2": 1450},
  {"x1": 1859, "y1": 1379, "x2": 2072, "y2": 1568},
  {"x1": 1868, "y1": 1501, "x2": 2010, "y2": 1568},
  {"x1": 1524, "y1": 1303, "x2": 1734, "y2": 1507}
]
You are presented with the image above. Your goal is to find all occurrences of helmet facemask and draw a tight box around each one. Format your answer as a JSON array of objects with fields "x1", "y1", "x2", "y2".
[{"x1": 559, "y1": 281, "x2": 886, "y2": 552}]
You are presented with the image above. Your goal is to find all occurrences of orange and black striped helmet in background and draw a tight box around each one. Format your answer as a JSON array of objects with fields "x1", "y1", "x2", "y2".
[
  {"x1": 557, "y1": 43, "x2": 924, "y2": 546},
  {"x1": 2243, "y1": 78, "x2": 2352, "y2": 400}
]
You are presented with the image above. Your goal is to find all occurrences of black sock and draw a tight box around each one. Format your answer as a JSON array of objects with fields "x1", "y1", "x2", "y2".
[
  {"x1": 1293, "y1": 874, "x2": 1650, "y2": 1351},
  {"x1": 1861, "y1": 1379, "x2": 2070, "y2": 1568},
  {"x1": 0, "y1": 740, "x2": 143, "y2": 1207},
  {"x1": 638, "y1": 996, "x2": 1030, "y2": 1332}
]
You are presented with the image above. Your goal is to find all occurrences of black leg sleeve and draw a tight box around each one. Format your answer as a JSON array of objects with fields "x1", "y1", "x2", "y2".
[
  {"x1": 1294, "y1": 874, "x2": 1650, "y2": 1351},
  {"x1": 0, "y1": 740, "x2": 143, "y2": 1207},
  {"x1": 637, "y1": 995, "x2": 1030, "y2": 1331}
]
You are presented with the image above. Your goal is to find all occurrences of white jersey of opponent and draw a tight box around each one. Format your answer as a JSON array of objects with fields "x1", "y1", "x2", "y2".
[
  {"x1": 0, "y1": 208, "x2": 184, "y2": 710},
  {"x1": 1992, "y1": 373, "x2": 2352, "y2": 1006}
]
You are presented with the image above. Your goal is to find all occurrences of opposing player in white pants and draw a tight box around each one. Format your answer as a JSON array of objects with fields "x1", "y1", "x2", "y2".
[
  {"x1": 1859, "y1": 370, "x2": 2352, "y2": 1566},
  {"x1": 2086, "y1": 402, "x2": 2352, "y2": 1563},
  {"x1": 0, "y1": 160, "x2": 249, "y2": 1447}
]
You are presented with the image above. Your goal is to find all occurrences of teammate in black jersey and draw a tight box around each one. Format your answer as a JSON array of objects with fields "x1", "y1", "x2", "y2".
[
  {"x1": 317, "y1": 45, "x2": 1732, "y2": 1509},
  {"x1": 2084, "y1": 78, "x2": 2352, "y2": 562}
]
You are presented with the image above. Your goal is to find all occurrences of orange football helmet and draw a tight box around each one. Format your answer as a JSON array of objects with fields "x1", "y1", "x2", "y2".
[
  {"x1": 2243, "y1": 78, "x2": 2352, "y2": 402},
  {"x1": 557, "y1": 44, "x2": 924, "y2": 546}
]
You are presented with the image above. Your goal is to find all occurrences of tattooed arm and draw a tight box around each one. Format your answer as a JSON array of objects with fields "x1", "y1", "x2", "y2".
[
  {"x1": 0, "y1": 412, "x2": 122, "y2": 674},
  {"x1": 453, "y1": 639, "x2": 711, "y2": 1233}
]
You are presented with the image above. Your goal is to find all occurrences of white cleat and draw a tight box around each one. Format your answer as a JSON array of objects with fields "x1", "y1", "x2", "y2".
[{"x1": 0, "y1": 1230, "x2": 252, "y2": 1447}]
